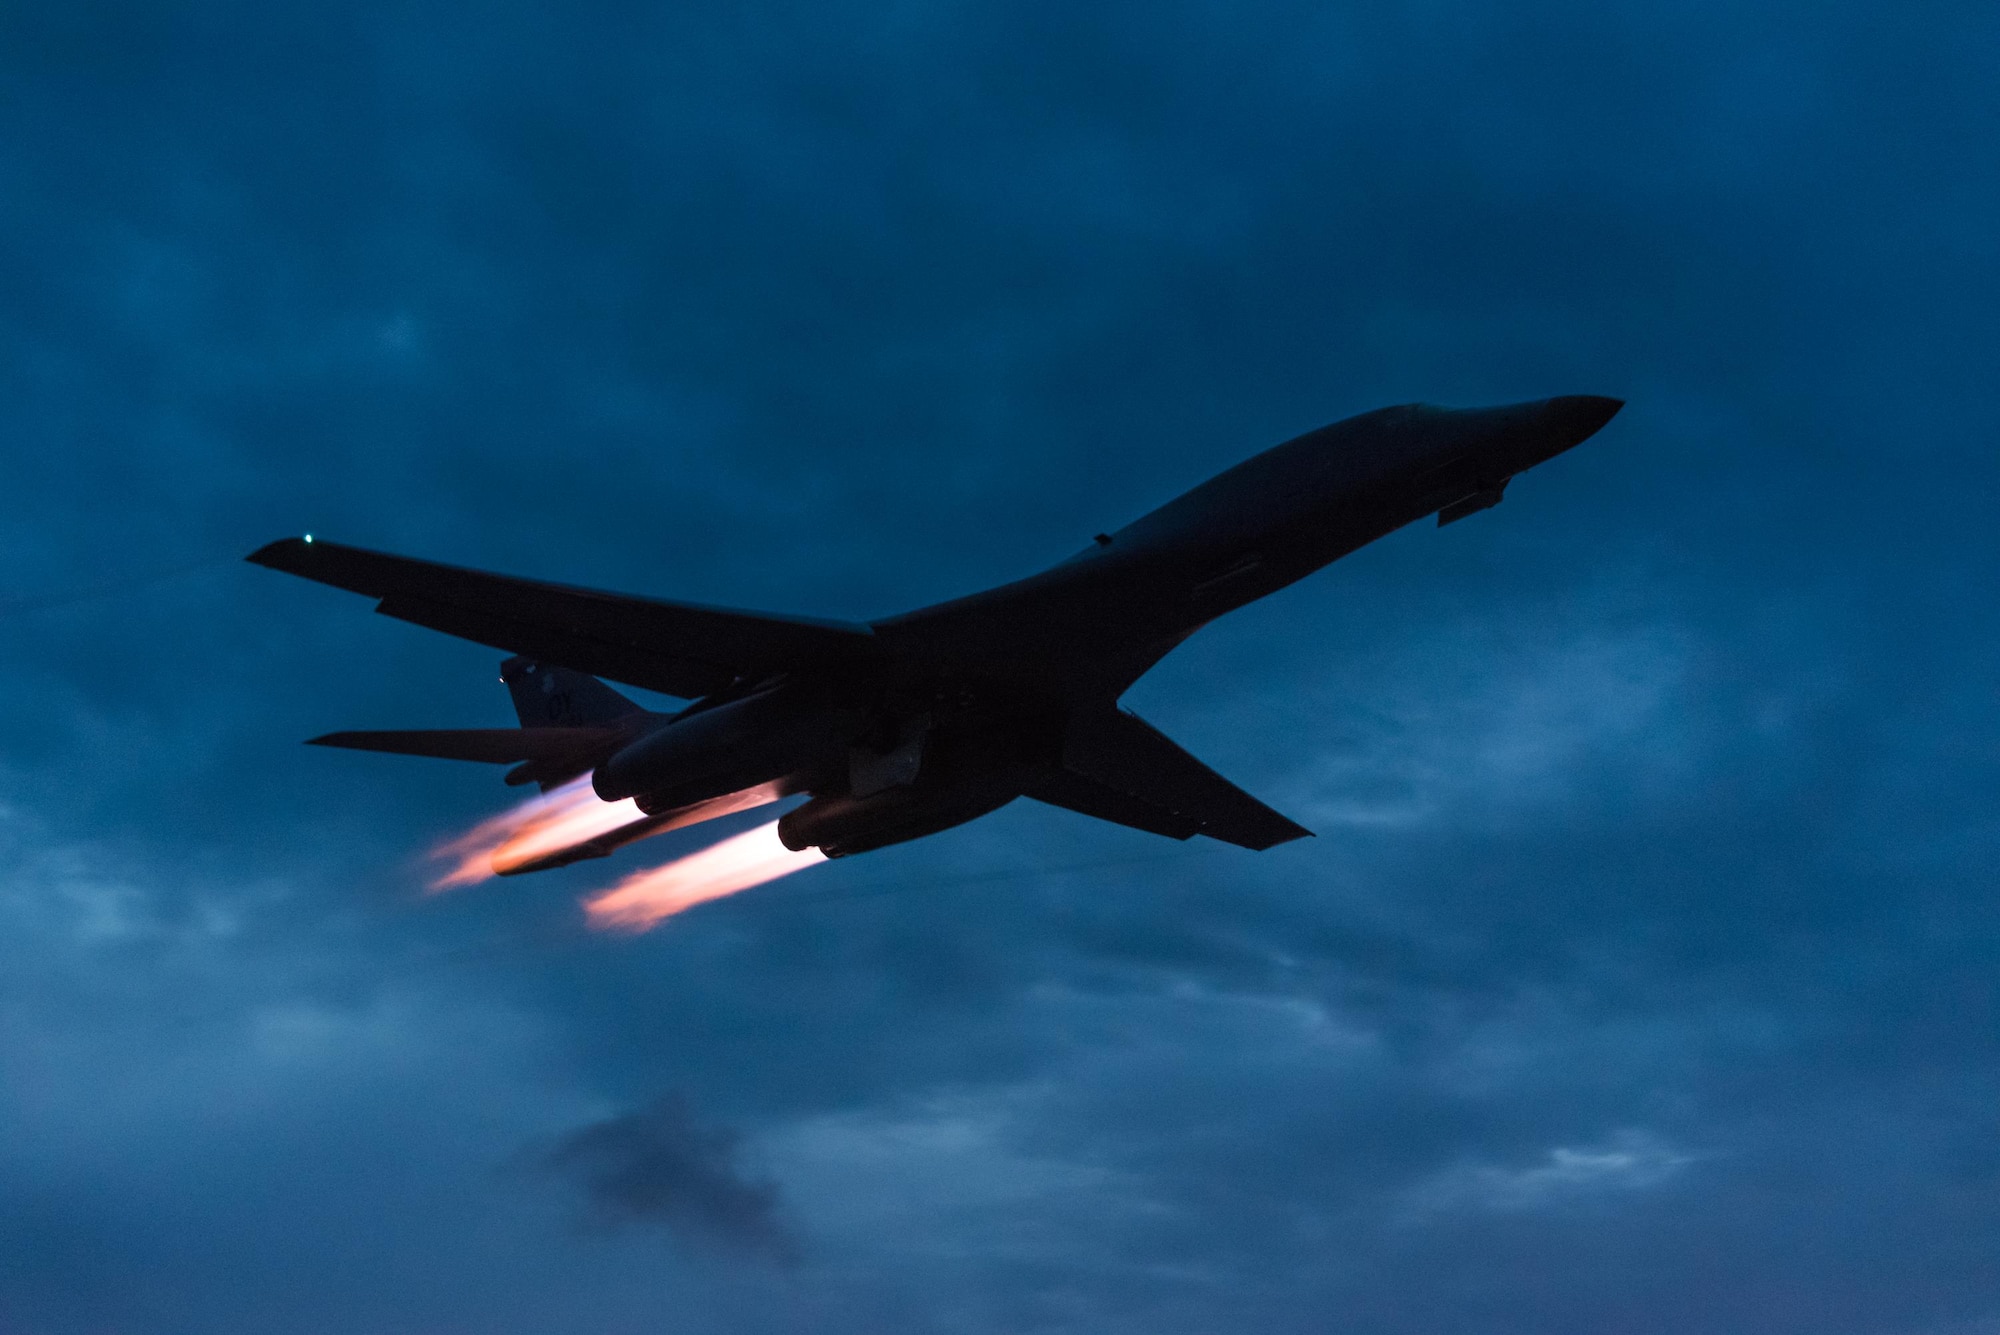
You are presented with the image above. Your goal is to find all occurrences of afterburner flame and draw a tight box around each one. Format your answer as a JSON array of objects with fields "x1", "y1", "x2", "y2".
[
  {"x1": 583, "y1": 820, "x2": 825, "y2": 932},
  {"x1": 429, "y1": 775, "x2": 649, "y2": 889}
]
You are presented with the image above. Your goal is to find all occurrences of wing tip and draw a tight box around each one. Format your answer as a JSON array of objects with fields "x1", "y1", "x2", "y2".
[
  {"x1": 246, "y1": 536, "x2": 314, "y2": 570},
  {"x1": 1199, "y1": 814, "x2": 1314, "y2": 851},
  {"x1": 1235, "y1": 825, "x2": 1315, "y2": 852}
]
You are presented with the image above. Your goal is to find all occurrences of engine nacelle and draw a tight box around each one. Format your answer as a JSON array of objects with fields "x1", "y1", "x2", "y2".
[
  {"x1": 776, "y1": 780, "x2": 1018, "y2": 858},
  {"x1": 593, "y1": 685, "x2": 855, "y2": 812}
]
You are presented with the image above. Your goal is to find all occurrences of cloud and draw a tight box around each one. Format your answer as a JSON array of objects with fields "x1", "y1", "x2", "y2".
[
  {"x1": 534, "y1": 1097, "x2": 795, "y2": 1263},
  {"x1": 0, "y1": 0, "x2": 1996, "y2": 1330},
  {"x1": 1399, "y1": 1130, "x2": 1700, "y2": 1218},
  {"x1": 1282, "y1": 616, "x2": 1698, "y2": 831}
]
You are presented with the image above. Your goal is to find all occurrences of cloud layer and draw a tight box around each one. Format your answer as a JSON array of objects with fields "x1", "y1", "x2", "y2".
[{"x1": 1, "y1": 1, "x2": 1996, "y2": 1331}]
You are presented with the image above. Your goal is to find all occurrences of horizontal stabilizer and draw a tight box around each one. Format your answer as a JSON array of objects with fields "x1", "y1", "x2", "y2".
[
  {"x1": 247, "y1": 537, "x2": 880, "y2": 699},
  {"x1": 1025, "y1": 708, "x2": 1311, "y2": 851},
  {"x1": 308, "y1": 727, "x2": 624, "y2": 765}
]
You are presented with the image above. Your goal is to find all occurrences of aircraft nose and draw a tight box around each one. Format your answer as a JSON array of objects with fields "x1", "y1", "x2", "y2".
[
  {"x1": 1442, "y1": 394, "x2": 1623, "y2": 473},
  {"x1": 1542, "y1": 394, "x2": 1624, "y2": 448}
]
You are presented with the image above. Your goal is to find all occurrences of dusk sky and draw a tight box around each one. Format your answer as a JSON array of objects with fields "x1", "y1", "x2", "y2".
[{"x1": 3, "y1": 3, "x2": 1997, "y2": 1331}]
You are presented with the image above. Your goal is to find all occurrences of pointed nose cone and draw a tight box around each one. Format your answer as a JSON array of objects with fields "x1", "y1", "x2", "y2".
[
  {"x1": 1543, "y1": 394, "x2": 1624, "y2": 448},
  {"x1": 1450, "y1": 394, "x2": 1623, "y2": 474}
]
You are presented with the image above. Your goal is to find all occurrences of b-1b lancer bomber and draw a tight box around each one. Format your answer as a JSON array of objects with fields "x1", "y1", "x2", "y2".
[{"x1": 251, "y1": 396, "x2": 1621, "y2": 865}]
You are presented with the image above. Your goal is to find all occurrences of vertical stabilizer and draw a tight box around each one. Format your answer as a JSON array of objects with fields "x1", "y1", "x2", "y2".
[{"x1": 501, "y1": 656, "x2": 645, "y2": 728}]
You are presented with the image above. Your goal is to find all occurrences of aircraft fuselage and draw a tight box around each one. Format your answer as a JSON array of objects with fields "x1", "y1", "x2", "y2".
[
  {"x1": 254, "y1": 395, "x2": 1622, "y2": 861},
  {"x1": 587, "y1": 397, "x2": 1622, "y2": 854}
]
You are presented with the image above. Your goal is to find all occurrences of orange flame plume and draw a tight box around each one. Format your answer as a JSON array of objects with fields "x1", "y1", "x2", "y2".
[
  {"x1": 428, "y1": 775, "x2": 649, "y2": 889},
  {"x1": 582, "y1": 819, "x2": 825, "y2": 932}
]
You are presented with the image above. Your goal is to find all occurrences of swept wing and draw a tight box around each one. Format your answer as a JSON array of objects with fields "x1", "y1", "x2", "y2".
[
  {"x1": 1024, "y1": 708, "x2": 1311, "y2": 850},
  {"x1": 247, "y1": 537, "x2": 879, "y2": 698}
]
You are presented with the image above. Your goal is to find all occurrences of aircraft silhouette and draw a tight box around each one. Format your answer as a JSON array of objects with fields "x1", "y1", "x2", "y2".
[{"x1": 251, "y1": 395, "x2": 1620, "y2": 865}]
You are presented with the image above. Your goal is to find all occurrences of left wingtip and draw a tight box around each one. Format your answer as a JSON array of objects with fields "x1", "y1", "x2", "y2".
[{"x1": 246, "y1": 535, "x2": 315, "y2": 570}]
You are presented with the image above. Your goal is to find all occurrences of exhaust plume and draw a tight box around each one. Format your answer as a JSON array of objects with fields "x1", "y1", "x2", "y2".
[
  {"x1": 429, "y1": 775, "x2": 649, "y2": 889},
  {"x1": 583, "y1": 820, "x2": 825, "y2": 932}
]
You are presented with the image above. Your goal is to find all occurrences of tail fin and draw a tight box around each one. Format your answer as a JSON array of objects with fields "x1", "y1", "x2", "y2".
[{"x1": 501, "y1": 656, "x2": 645, "y2": 728}]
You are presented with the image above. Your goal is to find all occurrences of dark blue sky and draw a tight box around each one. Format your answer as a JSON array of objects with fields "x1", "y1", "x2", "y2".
[{"x1": 3, "y1": 3, "x2": 1997, "y2": 1331}]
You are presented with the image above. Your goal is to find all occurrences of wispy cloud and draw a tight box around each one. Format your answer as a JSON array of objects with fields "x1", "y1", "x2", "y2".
[{"x1": 1400, "y1": 1130, "x2": 1701, "y2": 1219}]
